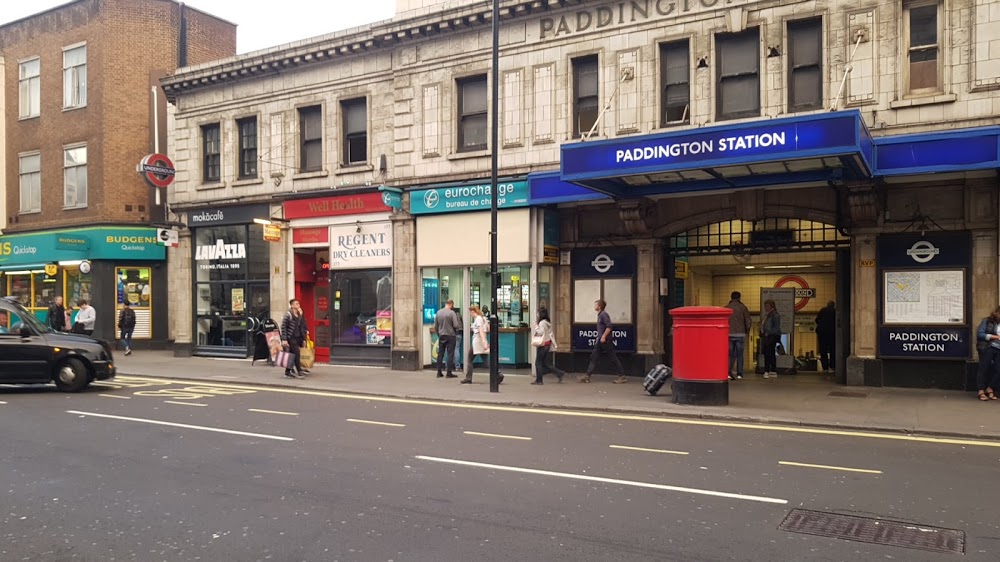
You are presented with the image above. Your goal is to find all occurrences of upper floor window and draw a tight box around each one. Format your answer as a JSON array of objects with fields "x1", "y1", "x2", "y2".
[
  {"x1": 202, "y1": 123, "x2": 221, "y2": 183},
  {"x1": 63, "y1": 45, "x2": 87, "y2": 109},
  {"x1": 716, "y1": 29, "x2": 760, "y2": 120},
  {"x1": 905, "y1": 1, "x2": 940, "y2": 93},
  {"x1": 572, "y1": 55, "x2": 599, "y2": 138},
  {"x1": 457, "y1": 76, "x2": 487, "y2": 152},
  {"x1": 788, "y1": 18, "x2": 823, "y2": 111},
  {"x1": 18, "y1": 58, "x2": 40, "y2": 119},
  {"x1": 341, "y1": 98, "x2": 368, "y2": 165},
  {"x1": 299, "y1": 105, "x2": 323, "y2": 172},
  {"x1": 237, "y1": 117, "x2": 258, "y2": 179},
  {"x1": 64, "y1": 145, "x2": 88, "y2": 209},
  {"x1": 660, "y1": 40, "x2": 690, "y2": 126},
  {"x1": 19, "y1": 153, "x2": 41, "y2": 214}
]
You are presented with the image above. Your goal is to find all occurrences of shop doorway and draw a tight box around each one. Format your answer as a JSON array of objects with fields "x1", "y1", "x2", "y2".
[
  {"x1": 294, "y1": 249, "x2": 331, "y2": 364},
  {"x1": 666, "y1": 219, "x2": 851, "y2": 383}
]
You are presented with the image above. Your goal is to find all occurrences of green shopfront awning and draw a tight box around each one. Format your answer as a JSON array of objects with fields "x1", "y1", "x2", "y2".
[{"x1": 0, "y1": 226, "x2": 166, "y2": 268}]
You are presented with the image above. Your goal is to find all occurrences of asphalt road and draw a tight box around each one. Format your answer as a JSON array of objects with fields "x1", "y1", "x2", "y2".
[{"x1": 0, "y1": 375, "x2": 997, "y2": 561}]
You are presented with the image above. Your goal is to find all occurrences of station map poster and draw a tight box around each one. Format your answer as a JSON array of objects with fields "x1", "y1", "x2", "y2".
[{"x1": 883, "y1": 269, "x2": 964, "y2": 325}]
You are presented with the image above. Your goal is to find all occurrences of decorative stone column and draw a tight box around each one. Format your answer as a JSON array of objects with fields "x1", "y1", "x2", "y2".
[
  {"x1": 635, "y1": 239, "x2": 665, "y2": 370},
  {"x1": 391, "y1": 212, "x2": 420, "y2": 370},
  {"x1": 971, "y1": 230, "x2": 998, "y2": 360},
  {"x1": 846, "y1": 233, "x2": 877, "y2": 385},
  {"x1": 169, "y1": 228, "x2": 193, "y2": 357}
]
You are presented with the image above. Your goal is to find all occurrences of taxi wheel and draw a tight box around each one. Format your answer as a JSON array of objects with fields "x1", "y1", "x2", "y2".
[{"x1": 54, "y1": 358, "x2": 90, "y2": 393}]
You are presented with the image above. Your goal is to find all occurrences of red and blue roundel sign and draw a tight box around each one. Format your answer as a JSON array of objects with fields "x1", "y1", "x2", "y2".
[{"x1": 139, "y1": 153, "x2": 176, "y2": 189}]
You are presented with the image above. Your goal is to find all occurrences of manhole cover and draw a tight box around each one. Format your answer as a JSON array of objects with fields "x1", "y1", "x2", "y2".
[
  {"x1": 828, "y1": 391, "x2": 869, "y2": 398},
  {"x1": 778, "y1": 509, "x2": 964, "y2": 554}
]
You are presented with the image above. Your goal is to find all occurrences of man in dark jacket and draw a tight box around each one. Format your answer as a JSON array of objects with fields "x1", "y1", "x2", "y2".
[
  {"x1": 434, "y1": 300, "x2": 460, "y2": 378},
  {"x1": 48, "y1": 296, "x2": 67, "y2": 332},
  {"x1": 118, "y1": 302, "x2": 137, "y2": 355},
  {"x1": 281, "y1": 299, "x2": 309, "y2": 378},
  {"x1": 815, "y1": 301, "x2": 836, "y2": 373}
]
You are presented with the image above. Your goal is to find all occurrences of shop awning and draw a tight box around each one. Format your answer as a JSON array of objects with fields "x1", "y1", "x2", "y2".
[{"x1": 560, "y1": 110, "x2": 874, "y2": 197}]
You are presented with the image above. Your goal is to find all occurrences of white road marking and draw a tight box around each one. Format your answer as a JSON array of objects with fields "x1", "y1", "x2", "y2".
[
  {"x1": 778, "y1": 461, "x2": 883, "y2": 475},
  {"x1": 66, "y1": 410, "x2": 294, "y2": 441},
  {"x1": 347, "y1": 418, "x2": 405, "y2": 428},
  {"x1": 249, "y1": 408, "x2": 299, "y2": 416},
  {"x1": 0, "y1": 401, "x2": 7, "y2": 405},
  {"x1": 463, "y1": 431, "x2": 532, "y2": 441},
  {"x1": 610, "y1": 444, "x2": 689, "y2": 456},
  {"x1": 165, "y1": 401, "x2": 208, "y2": 407},
  {"x1": 210, "y1": 375, "x2": 240, "y2": 380},
  {"x1": 415, "y1": 455, "x2": 787, "y2": 505},
  {"x1": 98, "y1": 394, "x2": 131, "y2": 400}
]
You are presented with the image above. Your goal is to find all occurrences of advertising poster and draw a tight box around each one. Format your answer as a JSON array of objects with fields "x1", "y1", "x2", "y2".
[
  {"x1": 376, "y1": 310, "x2": 392, "y2": 337},
  {"x1": 232, "y1": 288, "x2": 245, "y2": 313}
]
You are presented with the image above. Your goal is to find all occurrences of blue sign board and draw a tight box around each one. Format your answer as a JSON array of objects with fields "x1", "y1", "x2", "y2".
[
  {"x1": 571, "y1": 324, "x2": 636, "y2": 353},
  {"x1": 379, "y1": 186, "x2": 403, "y2": 209},
  {"x1": 876, "y1": 232, "x2": 971, "y2": 269},
  {"x1": 571, "y1": 247, "x2": 637, "y2": 278},
  {"x1": 560, "y1": 110, "x2": 873, "y2": 182},
  {"x1": 879, "y1": 327, "x2": 969, "y2": 359},
  {"x1": 528, "y1": 172, "x2": 607, "y2": 205},
  {"x1": 409, "y1": 180, "x2": 529, "y2": 215},
  {"x1": 422, "y1": 278, "x2": 439, "y2": 324},
  {"x1": 875, "y1": 127, "x2": 1000, "y2": 176}
]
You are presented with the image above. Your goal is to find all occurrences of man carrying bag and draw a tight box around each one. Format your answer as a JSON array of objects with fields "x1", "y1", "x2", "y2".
[{"x1": 279, "y1": 299, "x2": 309, "y2": 379}]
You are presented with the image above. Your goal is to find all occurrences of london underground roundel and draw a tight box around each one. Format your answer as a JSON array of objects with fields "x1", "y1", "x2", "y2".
[{"x1": 140, "y1": 153, "x2": 176, "y2": 189}]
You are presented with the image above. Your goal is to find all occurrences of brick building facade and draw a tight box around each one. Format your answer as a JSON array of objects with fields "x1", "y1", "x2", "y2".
[
  {"x1": 162, "y1": 0, "x2": 999, "y2": 390},
  {"x1": 0, "y1": 0, "x2": 235, "y2": 345}
]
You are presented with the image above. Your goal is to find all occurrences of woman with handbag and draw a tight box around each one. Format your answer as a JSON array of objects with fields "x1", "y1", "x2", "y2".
[
  {"x1": 975, "y1": 306, "x2": 1000, "y2": 401},
  {"x1": 280, "y1": 299, "x2": 309, "y2": 379},
  {"x1": 531, "y1": 307, "x2": 565, "y2": 384},
  {"x1": 461, "y1": 305, "x2": 503, "y2": 385}
]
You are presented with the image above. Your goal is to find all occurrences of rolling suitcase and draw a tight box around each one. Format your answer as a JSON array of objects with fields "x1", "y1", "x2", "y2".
[{"x1": 643, "y1": 364, "x2": 672, "y2": 396}]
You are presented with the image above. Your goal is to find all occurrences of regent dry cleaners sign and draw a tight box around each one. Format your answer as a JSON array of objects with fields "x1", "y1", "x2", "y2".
[
  {"x1": 537, "y1": 0, "x2": 752, "y2": 40},
  {"x1": 328, "y1": 222, "x2": 392, "y2": 269}
]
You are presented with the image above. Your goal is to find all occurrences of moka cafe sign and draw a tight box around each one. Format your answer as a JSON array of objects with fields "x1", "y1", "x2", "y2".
[{"x1": 536, "y1": 0, "x2": 751, "y2": 40}]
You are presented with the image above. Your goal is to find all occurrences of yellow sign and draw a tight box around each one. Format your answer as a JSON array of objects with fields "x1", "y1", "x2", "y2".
[
  {"x1": 511, "y1": 275, "x2": 520, "y2": 284},
  {"x1": 44, "y1": 263, "x2": 59, "y2": 277},
  {"x1": 860, "y1": 259, "x2": 875, "y2": 267},
  {"x1": 263, "y1": 225, "x2": 282, "y2": 242},
  {"x1": 675, "y1": 260, "x2": 689, "y2": 280}
]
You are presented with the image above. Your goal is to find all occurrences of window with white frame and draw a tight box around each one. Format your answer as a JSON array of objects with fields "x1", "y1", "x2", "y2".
[
  {"x1": 19, "y1": 153, "x2": 41, "y2": 214},
  {"x1": 202, "y1": 123, "x2": 221, "y2": 182},
  {"x1": 905, "y1": 1, "x2": 940, "y2": 93},
  {"x1": 64, "y1": 146, "x2": 88, "y2": 209},
  {"x1": 63, "y1": 45, "x2": 87, "y2": 109},
  {"x1": 19, "y1": 58, "x2": 40, "y2": 119}
]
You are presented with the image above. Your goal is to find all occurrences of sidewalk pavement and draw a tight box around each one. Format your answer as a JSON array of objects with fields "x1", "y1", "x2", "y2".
[{"x1": 114, "y1": 351, "x2": 1000, "y2": 441}]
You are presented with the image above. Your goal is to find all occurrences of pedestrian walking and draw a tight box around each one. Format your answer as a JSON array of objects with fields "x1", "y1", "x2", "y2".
[
  {"x1": 461, "y1": 305, "x2": 502, "y2": 384},
  {"x1": 434, "y1": 300, "x2": 460, "y2": 378},
  {"x1": 48, "y1": 296, "x2": 67, "y2": 332},
  {"x1": 118, "y1": 302, "x2": 137, "y2": 355},
  {"x1": 74, "y1": 300, "x2": 96, "y2": 336},
  {"x1": 760, "y1": 299, "x2": 781, "y2": 378},
  {"x1": 815, "y1": 301, "x2": 836, "y2": 373},
  {"x1": 280, "y1": 299, "x2": 309, "y2": 379},
  {"x1": 579, "y1": 299, "x2": 626, "y2": 384},
  {"x1": 531, "y1": 307, "x2": 565, "y2": 384},
  {"x1": 725, "y1": 291, "x2": 752, "y2": 380},
  {"x1": 975, "y1": 306, "x2": 1000, "y2": 401}
]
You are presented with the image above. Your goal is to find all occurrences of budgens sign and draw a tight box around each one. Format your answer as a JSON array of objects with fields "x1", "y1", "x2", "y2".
[{"x1": 409, "y1": 180, "x2": 529, "y2": 215}]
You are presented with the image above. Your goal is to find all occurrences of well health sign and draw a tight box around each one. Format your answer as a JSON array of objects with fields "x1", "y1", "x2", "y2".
[
  {"x1": 0, "y1": 227, "x2": 166, "y2": 266},
  {"x1": 409, "y1": 180, "x2": 529, "y2": 215}
]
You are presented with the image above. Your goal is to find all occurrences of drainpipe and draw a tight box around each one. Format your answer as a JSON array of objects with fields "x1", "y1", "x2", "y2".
[{"x1": 178, "y1": 3, "x2": 188, "y2": 68}]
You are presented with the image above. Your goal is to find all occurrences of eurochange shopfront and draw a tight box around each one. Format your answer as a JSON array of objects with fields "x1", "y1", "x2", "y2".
[{"x1": 0, "y1": 226, "x2": 167, "y2": 345}]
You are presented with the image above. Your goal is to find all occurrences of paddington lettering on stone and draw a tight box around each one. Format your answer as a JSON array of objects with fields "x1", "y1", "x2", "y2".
[{"x1": 539, "y1": 0, "x2": 743, "y2": 39}]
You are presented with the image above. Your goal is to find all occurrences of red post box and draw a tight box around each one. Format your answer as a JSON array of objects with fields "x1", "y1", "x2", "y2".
[{"x1": 669, "y1": 306, "x2": 733, "y2": 406}]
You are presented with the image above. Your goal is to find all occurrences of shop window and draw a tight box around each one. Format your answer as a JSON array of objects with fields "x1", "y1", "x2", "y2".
[
  {"x1": 341, "y1": 98, "x2": 368, "y2": 165},
  {"x1": 63, "y1": 145, "x2": 88, "y2": 209},
  {"x1": 65, "y1": 267, "x2": 93, "y2": 308},
  {"x1": 329, "y1": 270, "x2": 392, "y2": 346},
  {"x1": 469, "y1": 265, "x2": 531, "y2": 328},
  {"x1": 19, "y1": 152, "x2": 41, "y2": 214},
  {"x1": 905, "y1": 1, "x2": 940, "y2": 93},
  {"x1": 19, "y1": 57, "x2": 40, "y2": 119},
  {"x1": 202, "y1": 123, "x2": 221, "y2": 182},
  {"x1": 572, "y1": 55, "x2": 599, "y2": 138},
  {"x1": 299, "y1": 105, "x2": 323, "y2": 172},
  {"x1": 195, "y1": 283, "x2": 256, "y2": 348},
  {"x1": 716, "y1": 28, "x2": 760, "y2": 120},
  {"x1": 63, "y1": 44, "x2": 87, "y2": 109},
  {"x1": 457, "y1": 75, "x2": 488, "y2": 152},
  {"x1": 237, "y1": 116, "x2": 258, "y2": 179},
  {"x1": 573, "y1": 278, "x2": 633, "y2": 325},
  {"x1": 194, "y1": 225, "x2": 249, "y2": 283},
  {"x1": 660, "y1": 40, "x2": 690, "y2": 126},
  {"x1": 247, "y1": 224, "x2": 270, "y2": 281},
  {"x1": 788, "y1": 18, "x2": 823, "y2": 111},
  {"x1": 116, "y1": 267, "x2": 152, "y2": 339}
]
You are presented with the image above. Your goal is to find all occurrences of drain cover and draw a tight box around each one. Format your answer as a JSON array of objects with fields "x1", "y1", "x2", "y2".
[
  {"x1": 828, "y1": 391, "x2": 869, "y2": 398},
  {"x1": 778, "y1": 509, "x2": 965, "y2": 555}
]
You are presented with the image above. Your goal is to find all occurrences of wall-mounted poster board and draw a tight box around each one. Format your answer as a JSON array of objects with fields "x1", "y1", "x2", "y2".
[{"x1": 883, "y1": 269, "x2": 964, "y2": 325}]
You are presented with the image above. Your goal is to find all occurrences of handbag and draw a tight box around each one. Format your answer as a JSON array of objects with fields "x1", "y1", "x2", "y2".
[
  {"x1": 274, "y1": 350, "x2": 294, "y2": 369},
  {"x1": 299, "y1": 346, "x2": 315, "y2": 370},
  {"x1": 531, "y1": 332, "x2": 546, "y2": 347}
]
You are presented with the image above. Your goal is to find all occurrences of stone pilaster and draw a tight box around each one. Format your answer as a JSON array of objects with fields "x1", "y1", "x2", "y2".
[
  {"x1": 269, "y1": 222, "x2": 290, "y2": 321},
  {"x1": 391, "y1": 212, "x2": 420, "y2": 370},
  {"x1": 971, "y1": 230, "x2": 998, "y2": 360},
  {"x1": 635, "y1": 240, "x2": 664, "y2": 361},
  {"x1": 168, "y1": 228, "x2": 193, "y2": 356},
  {"x1": 846, "y1": 233, "x2": 877, "y2": 385}
]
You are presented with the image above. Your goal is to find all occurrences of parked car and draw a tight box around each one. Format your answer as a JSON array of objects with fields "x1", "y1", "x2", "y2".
[{"x1": 0, "y1": 296, "x2": 115, "y2": 392}]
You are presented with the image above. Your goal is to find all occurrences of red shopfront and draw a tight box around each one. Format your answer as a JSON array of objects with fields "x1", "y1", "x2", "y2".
[{"x1": 284, "y1": 191, "x2": 393, "y2": 367}]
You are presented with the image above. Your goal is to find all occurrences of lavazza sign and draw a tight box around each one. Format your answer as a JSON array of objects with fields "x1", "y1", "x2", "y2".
[{"x1": 196, "y1": 239, "x2": 247, "y2": 268}]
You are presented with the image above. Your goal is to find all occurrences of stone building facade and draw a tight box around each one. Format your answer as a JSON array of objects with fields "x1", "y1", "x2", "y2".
[
  {"x1": 0, "y1": 0, "x2": 236, "y2": 343},
  {"x1": 162, "y1": 0, "x2": 1000, "y2": 389}
]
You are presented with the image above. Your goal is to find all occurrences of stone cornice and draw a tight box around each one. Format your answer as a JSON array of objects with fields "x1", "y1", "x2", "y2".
[{"x1": 161, "y1": 0, "x2": 574, "y2": 102}]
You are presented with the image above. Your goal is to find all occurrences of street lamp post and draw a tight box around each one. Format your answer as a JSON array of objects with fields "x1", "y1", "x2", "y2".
[{"x1": 488, "y1": 0, "x2": 501, "y2": 393}]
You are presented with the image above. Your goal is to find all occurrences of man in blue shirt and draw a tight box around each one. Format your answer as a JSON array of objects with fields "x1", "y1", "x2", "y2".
[{"x1": 579, "y1": 299, "x2": 626, "y2": 384}]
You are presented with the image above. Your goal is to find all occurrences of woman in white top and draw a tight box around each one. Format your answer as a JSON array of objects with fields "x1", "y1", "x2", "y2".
[
  {"x1": 461, "y1": 305, "x2": 503, "y2": 385},
  {"x1": 531, "y1": 307, "x2": 565, "y2": 384}
]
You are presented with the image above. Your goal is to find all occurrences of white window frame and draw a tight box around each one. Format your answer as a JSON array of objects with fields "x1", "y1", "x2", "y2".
[
  {"x1": 63, "y1": 43, "x2": 88, "y2": 109},
  {"x1": 63, "y1": 144, "x2": 88, "y2": 209},
  {"x1": 18, "y1": 152, "x2": 41, "y2": 214},
  {"x1": 18, "y1": 57, "x2": 41, "y2": 119},
  {"x1": 902, "y1": 0, "x2": 943, "y2": 95}
]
